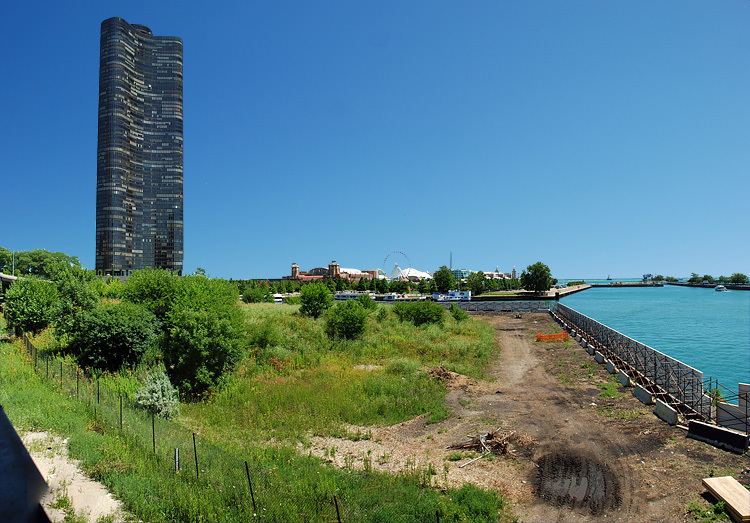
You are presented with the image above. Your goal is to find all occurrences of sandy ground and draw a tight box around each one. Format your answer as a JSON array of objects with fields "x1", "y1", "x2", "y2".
[
  {"x1": 299, "y1": 313, "x2": 750, "y2": 522},
  {"x1": 22, "y1": 432, "x2": 129, "y2": 523}
]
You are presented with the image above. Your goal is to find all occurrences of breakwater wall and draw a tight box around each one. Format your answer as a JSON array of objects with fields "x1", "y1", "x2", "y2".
[
  {"x1": 666, "y1": 282, "x2": 750, "y2": 291},
  {"x1": 590, "y1": 283, "x2": 663, "y2": 288},
  {"x1": 443, "y1": 300, "x2": 556, "y2": 312}
]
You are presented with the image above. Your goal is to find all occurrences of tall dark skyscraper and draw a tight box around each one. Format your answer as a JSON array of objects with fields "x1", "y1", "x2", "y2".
[{"x1": 96, "y1": 17, "x2": 183, "y2": 276}]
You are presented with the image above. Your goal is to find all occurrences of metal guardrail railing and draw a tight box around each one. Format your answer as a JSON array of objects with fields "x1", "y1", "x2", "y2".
[{"x1": 551, "y1": 303, "x2": 715, "y2": 424}]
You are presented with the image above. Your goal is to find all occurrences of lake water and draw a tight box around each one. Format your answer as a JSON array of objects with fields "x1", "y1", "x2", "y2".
[{"x1": 562, "y1": 285, "x2": 750, "y2": 390}]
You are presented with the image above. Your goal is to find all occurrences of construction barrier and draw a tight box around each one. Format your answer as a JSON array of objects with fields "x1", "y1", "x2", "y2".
[{"x1": 535, "y1": 332, "x2": 569, "y2": 343}]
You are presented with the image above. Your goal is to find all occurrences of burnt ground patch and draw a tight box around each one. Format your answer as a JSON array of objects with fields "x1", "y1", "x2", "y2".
[{"x1": 534, "y1": 450, "x2": 622, "y2": 515}]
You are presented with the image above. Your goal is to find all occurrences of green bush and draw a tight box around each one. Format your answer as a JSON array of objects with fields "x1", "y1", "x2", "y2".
[
  {"x1": 53, "y1": 267, "x2": 99, "y2": 338},
  {"x1": 101, "y1": 278, "x2": 125, "y2": 299},
  {"x1": 325, "y1": 301, "x2": 367, "y2": 340},
  {"x1": 356, "y1": 294, "x2": 377, "y2": 310},
  {"x1": 376, "y1": 306, "x2": 388, "y2": 322},
  {"x1": 393, "y1": 301, "x2": 445, "y2": 326},
  {"x1": 242, "y1": 283, "x2": 273, "y2": 303},
  {"x1": 449, "y1": 303, "x2": 469, "y2": 322},
  {"x1": 70, "y1": 302, "x2": 159, "y2": 372},
  {"x1": 162, "y1": 303, "x2": 246, "y2": 398},
  {"x1": 250, "y1": 320, "x2": 282, "y2": 349},
  {"x1": 4, "y1": 278, "x2": 59, "y2": 335},
  {"x1": 122, "y1": 268, "x2": 181, "y2": 319},
  {"x1": 135, "y1": 367, "x2": 180, "y2": 418},
  {"x1": 283, "y1": 295, "x2": 301, "y2": 305},
  {"x1": 299, "y1": 282, "x2": 333, "y2": 318}
]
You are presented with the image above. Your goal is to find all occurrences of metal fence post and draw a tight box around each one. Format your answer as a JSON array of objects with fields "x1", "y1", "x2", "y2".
[
  {"x1": 245, "y1": 460, "x2": 258, "y2": 518},
  {"x1": 175, "y1": 448, "x2": 180, "y2": 474},
  {"x1": 119, "y1": 393, "x2": 123, "y2": 430},
  {"x1": 333, "y1": 495, "x2": 342, "y2": 523},
  {"x1": 59, "y1": 359, "x2": 63, "y2": 388},
  {"x1": 151, "y1": 412, "x2": 156, "y2": 454},
  {"x1": 192, "y1": 432, "x2": 199, "y2": 480}
]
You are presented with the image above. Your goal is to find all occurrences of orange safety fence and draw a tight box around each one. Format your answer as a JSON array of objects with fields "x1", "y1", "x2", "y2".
[{"x1": 535, "y1": 332, "x2": 569, "y2": 342}]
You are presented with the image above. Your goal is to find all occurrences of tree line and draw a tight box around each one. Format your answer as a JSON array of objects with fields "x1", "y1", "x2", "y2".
[
  {"x1": 684, "y1": 273, "x2": 749, "y2": 285},
  {"x1": 237, "y1": 266, "x2": 528, "y2": 303}
]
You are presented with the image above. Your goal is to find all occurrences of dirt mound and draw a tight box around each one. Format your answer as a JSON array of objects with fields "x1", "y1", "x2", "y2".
[
  {"x1": 534, "y1": 450, "x2": 621, "y2": 515},
  {"x1": 428, "y1": 366, "x2": 474, "y2": 390},
  {"x1": 428, "y1": 365, "x2": 455, "y2": 381}
]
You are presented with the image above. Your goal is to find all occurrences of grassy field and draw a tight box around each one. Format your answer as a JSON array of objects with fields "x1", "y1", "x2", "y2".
[
  {"x1": 0, "y1": 304, "x2": 513, "y2": 522},
  {"x1": 183, "y1": 303, "x2": 496, "y2": 444}
]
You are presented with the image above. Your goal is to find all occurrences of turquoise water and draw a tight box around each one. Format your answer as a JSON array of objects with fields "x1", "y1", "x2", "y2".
[{"x1": 562, "y1": 285, "x2": 750, "y2": 391}]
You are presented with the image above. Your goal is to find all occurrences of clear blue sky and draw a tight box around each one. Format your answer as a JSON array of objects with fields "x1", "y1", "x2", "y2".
[{"x1": 2, "y1": 1, "x2": 749, "y2": 279}]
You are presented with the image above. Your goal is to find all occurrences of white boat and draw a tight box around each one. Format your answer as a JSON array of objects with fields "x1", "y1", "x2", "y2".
[
  {"x1": 431, "y1": 290, "x2": 472, "y2": 302},
  {"x1": 715, "y1": 285, "x2": 728, "y2": 292},
  {"x1": 334, "y1": 291, "x2": 376, "y2": 300}
]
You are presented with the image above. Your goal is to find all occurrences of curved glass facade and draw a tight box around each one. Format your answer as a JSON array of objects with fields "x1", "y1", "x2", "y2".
[{"x1": 95, "y1": 17, "x2": 183, "y2": 276}]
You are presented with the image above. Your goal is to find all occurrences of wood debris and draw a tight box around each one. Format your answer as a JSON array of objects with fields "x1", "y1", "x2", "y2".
[{"x1": 448, "y1": 429, "x2": 518, "y2": 467}]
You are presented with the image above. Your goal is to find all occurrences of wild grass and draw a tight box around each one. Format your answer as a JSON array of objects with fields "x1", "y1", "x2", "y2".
[
  {"x1": 687, "y1": 499, "x2": 730, "y2": 522},
  {"x1": 1, "y1": 303, "x2": 510, "y2": 522},
  {"x1": 0, "y1": 339, "x2": 510, "y2": 522},
  {"x1": 598, "y1": 378, "x2": 625, "y2": 399},
  {"x1": 185, "y1": 304, "x2": 495, "y2": 444}
]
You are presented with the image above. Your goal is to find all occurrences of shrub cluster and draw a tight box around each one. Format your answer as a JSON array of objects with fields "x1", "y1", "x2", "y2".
[
  {"x1": 3, "y1": 278, "x2": 59, "y2": 335},
  {"x1": 325, "y1": 300, "x2": 367, "y2": 340},
  {"x1": 299, "y1": 282, "x2": 333, "y2": 318},
  {"x1": 69, "y1": 302, "x2": 159, "y2": 372},
  {"x1": 4, "y1": 265, "x2": 247, "y2": 400},
  {"x1": 393, "y1": 301, "x2": 445, "y2": 326}
]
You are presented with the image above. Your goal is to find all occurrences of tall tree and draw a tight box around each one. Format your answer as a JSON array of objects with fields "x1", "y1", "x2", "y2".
[
  {"x1": 466, "y1": 271, "x2": 486, "y2": 296},
  {"x1": 520, "y1": 262, "x2": 555, "y2": 293},
  {"x1": 433, "y1": 266, "x2": 456, "y2": 293}
]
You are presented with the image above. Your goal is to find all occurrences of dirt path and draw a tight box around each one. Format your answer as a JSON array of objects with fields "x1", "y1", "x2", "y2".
[
  {"x1": 23, "y1": 432, "x2": 128, "y2": 523},
  {"x1": 301, "y1": 313, "x2": 749, "y2": 522}
]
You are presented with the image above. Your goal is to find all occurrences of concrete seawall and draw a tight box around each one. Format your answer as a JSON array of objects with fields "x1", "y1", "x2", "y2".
[{"x1": 551, "y1": 303, "x2": 749, "y2": 449}]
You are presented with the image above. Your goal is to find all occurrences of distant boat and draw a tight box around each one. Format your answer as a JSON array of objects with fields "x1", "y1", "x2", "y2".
[
  {"x1": 606, "y1": 274, "x2": 612, "y2": 281},
  {"x1": 715, "y1": 285, "x2": 728, "y2": 292}
]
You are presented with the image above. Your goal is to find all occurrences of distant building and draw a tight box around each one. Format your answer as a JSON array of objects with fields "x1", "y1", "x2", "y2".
[
  {"x1": 285, "y1": 261, "x2": 376, "y2": 281},
  {"x1": 451, "y1": 269, "x2": 473, "y2": 281},
  {"x1": 484, "y1": 267, "x2": 511, "y2": 280}
]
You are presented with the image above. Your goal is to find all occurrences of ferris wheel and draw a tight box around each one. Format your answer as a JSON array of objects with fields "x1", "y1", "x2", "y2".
[{"x1": 382, "y1": 251, "x2": 411, "y2": 279}]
